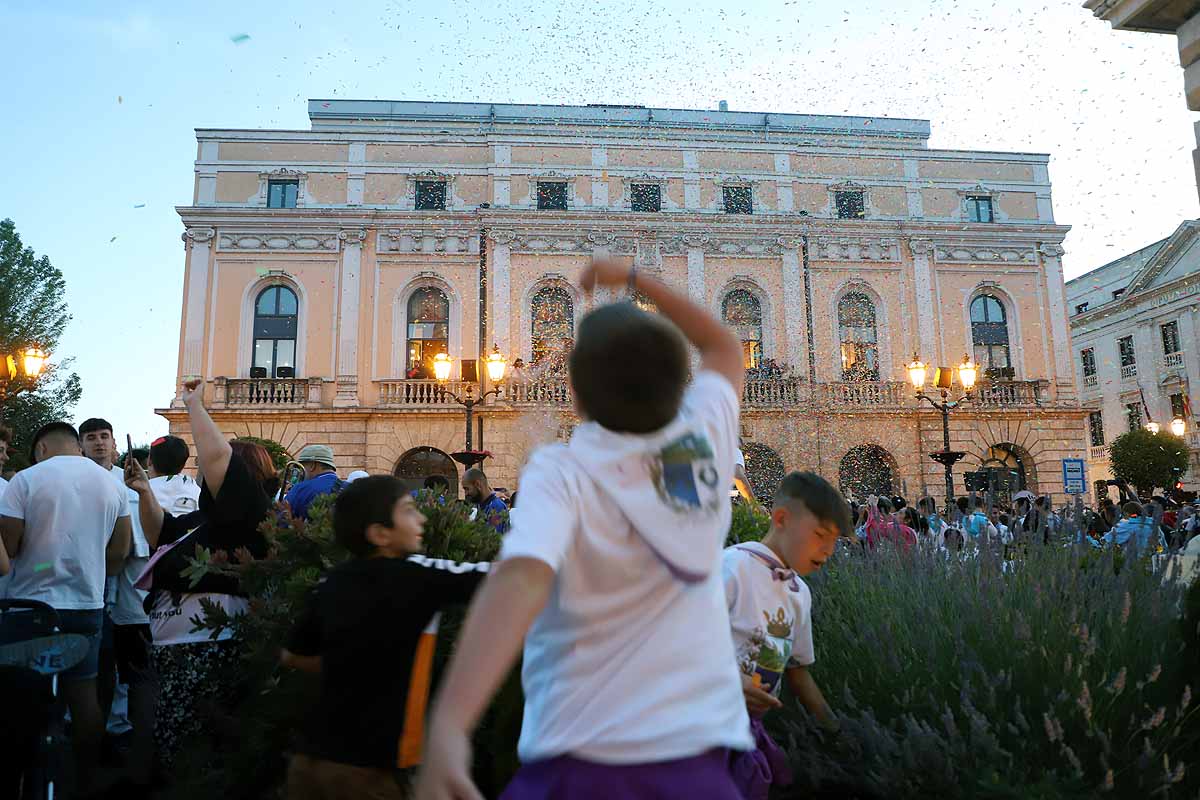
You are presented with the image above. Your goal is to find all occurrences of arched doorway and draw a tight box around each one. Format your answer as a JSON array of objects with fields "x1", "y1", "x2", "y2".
[
  {"x1": 743, "y1": 443, "x2": 785, "y2": 505},
  {"x1": 981, "y1": 442, "x2": 1035, "y2": 503},
  {"x1": 839, "y1": 445, "x2": 896, "y2": 501},
  {"x1": 395, "y1": 446, "x2": 459, "y2": 497}
]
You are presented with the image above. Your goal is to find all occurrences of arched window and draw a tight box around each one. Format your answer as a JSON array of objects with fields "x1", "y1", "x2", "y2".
[
  {"x1": 839, "y1": 445, "x2": 895, "y2": 500},
  {"x1": 742, "y1": 443, "x2": 785, "y2": 505},
  {"x1": 838, "y1": 292, "x2": 878, "y2": 381},
  {"x1": 406, "y1": 287, "x2": 449, "y2": 379},
  {"x1": 970, "y1": 294, "x2": 1011, "y2": 378},
  {"x1": 252, "y1": 286, "x2": 298, "y2": 378},
  {"x1": 531, "y1": 285, "x2": 574, "y2": 375},
  {"x1": 723, "y1": 289, "x2": 763, "y2": 370},
  {"x1": 981, "y1": 443, "x2": 1033, "y2": 504},
  {"x1": 394, "y1": 446, "x2": 459, "y2": 497}
]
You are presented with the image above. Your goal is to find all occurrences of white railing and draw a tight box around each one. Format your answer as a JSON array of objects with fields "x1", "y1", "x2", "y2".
[
  {"x1": 1089, "y1": 445, "x2": 1109, "y2": 460},
  {"x1": 1083, "y1": 374, "x2": 1097, "y2": 388},
  {"x1": 377, "y1": 379, "x2": 471, "y2": 407},
  {"x1": 822, "y1": 381, "x2": 906, "y2": 407},
  {"x1": 974, "y1": 380, "x2": 1045, "y2": 407},
  {"x1": 507, "y1": 379, "x2": 573, "y2": 405},
  {"x1": 222, "y1": 378, "x2": 308, "y2": 407},
  {"x1": 1164, "y1": 352, "x2": 1184, "y2": 369},
  {"x1": 1120, "y1": 363, "x2": 1138, "y2": 379},
  {"x1": 743, "y1": 378, "x2": 804, "y2": 407}
]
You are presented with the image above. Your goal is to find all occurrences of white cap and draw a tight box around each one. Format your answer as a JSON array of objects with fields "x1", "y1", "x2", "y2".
[{"x1": 347, "y1": 470, "x2": 369, "y2": 483}]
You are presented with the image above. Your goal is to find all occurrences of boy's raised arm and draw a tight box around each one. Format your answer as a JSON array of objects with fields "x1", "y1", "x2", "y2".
[
  {"x1": 580, "y1": 259, "x2": 745, "y2": 396},
  {"x1": 416, "y1": 556, "x2": 555, "y2": 800}
]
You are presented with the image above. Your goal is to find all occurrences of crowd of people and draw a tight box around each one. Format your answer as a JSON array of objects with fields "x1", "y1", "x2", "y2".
[{"x1": 0, "y1": 256, "x2": 1197, "y2": 800}]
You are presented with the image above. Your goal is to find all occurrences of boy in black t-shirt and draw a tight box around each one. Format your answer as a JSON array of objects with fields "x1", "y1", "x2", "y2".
[{"x1": 282, "y1": 475, "x2": 488, "y2": 799}]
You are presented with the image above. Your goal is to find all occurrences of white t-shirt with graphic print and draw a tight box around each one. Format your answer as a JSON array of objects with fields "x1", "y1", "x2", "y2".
[{"x1": 722, "y1": 541, "x2": 816, "y2": 698}]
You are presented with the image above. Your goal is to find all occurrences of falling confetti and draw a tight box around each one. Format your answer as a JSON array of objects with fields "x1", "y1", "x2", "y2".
[
  {"x1": 231, "y1": 33, "x2": 251, "y2": 44},
  {"x1": 133, "y1": 203, "x2": 146, "y2": 208},
  {"x1": 109, "y1": 236, "x2": 118, "y2": 243},
  {"x1": 117, "y1": 95, "x2": 123, "y2": 104}
]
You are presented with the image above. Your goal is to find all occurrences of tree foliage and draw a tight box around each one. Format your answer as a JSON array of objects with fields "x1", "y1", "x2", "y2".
[
  {"x1": 236, "y1": 435, "x2": 292, "y2": 474},
  {"x1": 0, "y1": 219, "x2": 81, "y2": 470},
  {"x1": 1108, "y1": 428, "x2": 1190, "y2": 497}
]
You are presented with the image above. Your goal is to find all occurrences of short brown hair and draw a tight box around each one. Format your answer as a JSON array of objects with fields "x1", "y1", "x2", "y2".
[
  {"x1": 568, "y1": 302, "x2": 689, "y2": 434},
  {"x1": 0, "y1": 425, "x2": 12, "y2": 445},
  {"x1": 230, "y1": 439, "x2": 276, "y2": 485}
]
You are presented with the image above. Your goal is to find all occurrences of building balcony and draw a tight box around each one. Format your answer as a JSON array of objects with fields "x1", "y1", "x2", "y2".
[
  {"x1": 377, "y1": 379, "x2": 475, "y2": 407},
  {"x1": 1120, "y1": 363, "x2": 1138, "y2": 380},
  {"x1": 1083, "y1": 373, "x2": 1097, "y2": 388},
  {"x1": 974, "y1": 379, "x2": 1046, "y2": 408},
  {"x1": 820, "y1": 381, "x2": 908, "y2": 408},
  {"x1": 1164, "y1": 351, "x2": 1184, "y2": 369},
  {"x1": 212, "y1": 377, "x2": 323, "y2": 408},
  {"x1": 1089, "y1": 445, "x2": 1110, "y2": 461},
  {"x1": 507, "y1": 378, "x2": 573, "y2": 405},
  {"x1": 744, "y1": 377, "x2": 805, "y2": 408}
]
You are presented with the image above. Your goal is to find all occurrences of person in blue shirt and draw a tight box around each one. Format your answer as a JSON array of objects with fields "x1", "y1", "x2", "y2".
[
  {"x1": 285, "y1": 445, "x2": 343, "y2": 520},
  {"x1": 463, "y1": 467, "x2": 509, "y2": 533},
  {"x1": 1100, "y1": 501, "x2": 1163, "y2": 554}
]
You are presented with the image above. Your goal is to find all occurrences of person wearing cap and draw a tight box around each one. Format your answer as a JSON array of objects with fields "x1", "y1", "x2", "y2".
[{"x1": 286, "y1": 445, "x2": 343, "y2": 521}]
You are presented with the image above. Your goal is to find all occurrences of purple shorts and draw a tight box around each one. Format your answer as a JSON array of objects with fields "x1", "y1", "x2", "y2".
[{"x1": 500, "y1": 748, "x2": 743, "y2": 800}]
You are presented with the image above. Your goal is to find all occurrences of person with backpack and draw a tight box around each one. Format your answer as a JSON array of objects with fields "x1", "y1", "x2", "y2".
[
  {"x1": 963, "y1": 496, "x2": 997, "y2": 543},
  {"x1": 286, "y1": 445, "x2": 343, "y2": 520},
  {"x1": 863, "y1": 495, "x2": 917, "y2": 551}
]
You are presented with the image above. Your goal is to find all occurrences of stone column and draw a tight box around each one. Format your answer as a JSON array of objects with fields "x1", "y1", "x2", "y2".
[
  {"x1": 778, "y1": 237, "x2": 805, "y2": 373},
  {"x1": 1133, "y1": 320, "x2": 1162, "y2": 422},
  {"x1": 490, "y1": 231, "x2": 515, "y2": 358},
  {"x1": 587, "y1": 231, "x2": 616, "y2": 305},
  {"x1": 1039, "y1": 243, "x2": 1074, "y2": 398},
  {"x1": 347, "y1": 142, "x2": 366, "y2": 205},
  {"x1": 908, "y1": 238, "x2": 937, "y2": 364},
  {"x1": 180, "y1": 227, "x2": 215, "y2": 384},
  {"x1": 591, "y1": 147, "x2": 608, "y2": 208},
  {"x1": 334, "y1": 229, "x2": 367, "y2": 407},
  {"x1": 684, "y1": 235, "x2": 707, "y2": 304}
]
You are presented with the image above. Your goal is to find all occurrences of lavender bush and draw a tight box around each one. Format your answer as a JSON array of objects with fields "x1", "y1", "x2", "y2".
[{"x1": 772, "y1": 542, "x2": 1198, "y2": 799}]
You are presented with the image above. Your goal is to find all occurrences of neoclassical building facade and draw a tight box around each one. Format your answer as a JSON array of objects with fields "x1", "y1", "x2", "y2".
[{"x1": 162, "y1": 100, "x2": 1085, "y2": 502}]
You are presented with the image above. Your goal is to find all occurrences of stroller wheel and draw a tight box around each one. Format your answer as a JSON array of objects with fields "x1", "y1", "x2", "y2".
[{"x1": 0, "y1": 633, "x2": 90, "y2": 675}]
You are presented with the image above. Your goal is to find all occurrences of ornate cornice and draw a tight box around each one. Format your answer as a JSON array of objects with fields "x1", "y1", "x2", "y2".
[
  {"x1": 380, "y1": 229, "x2": 477, "y2": 254},
  {"x1": 1038, "y1": 243, "x2": 1065, "y2": 259},
  {"x1": 216, "y1": 231, "x2": 338, "y2": 251},
  {"x1": 908, "y1": 238, "x2": 934, "y2": 256},
  {"x1": 182, "y1": 227, "x2": 216, "y2": 246},
  {"x1": 338, "y1": 228, "x2": 368, "y2": 245},
  {"x1": 811, "y1": 237, "x2": 900, "y2": 262},
  {"x1": 934, "y1": 242, "x2": 1037, "y2": 265}
]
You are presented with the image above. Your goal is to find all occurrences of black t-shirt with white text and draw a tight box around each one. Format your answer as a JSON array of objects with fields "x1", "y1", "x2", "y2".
[{"x1": 286, "y1": 554, "x2": 488, "y2": 769}]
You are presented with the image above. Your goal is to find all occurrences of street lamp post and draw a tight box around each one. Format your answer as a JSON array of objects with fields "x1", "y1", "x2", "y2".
[
  {"x1": 907, "y1": 354, "x2": 978, "y2": 519},
  {"x1": 434, "y1": 345, "x2": 508, "y2": 451}
]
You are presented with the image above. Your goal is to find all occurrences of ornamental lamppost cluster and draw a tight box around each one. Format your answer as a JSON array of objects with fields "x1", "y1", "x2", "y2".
[
  {"x1": 906, "y1": 353, "x2": 978, "y2": 518},
  {"x1": 1145, "y1": 417, "x2": 1187, "y2": 437},
  {"x1": 433, "y1": 345, "x2": 508, "y2": 454}
]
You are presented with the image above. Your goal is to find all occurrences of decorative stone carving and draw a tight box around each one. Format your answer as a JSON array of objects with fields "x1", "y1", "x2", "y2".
[
  {"x1": 775, "y1": 236, "x2": 803, "y2": 251},
  {"x1": 182, "y1": 227, "x2": 216, "y2": 246},
  {"x1": 216, "y1": 232, "x2": 337, "y2": 251},
  {"x1": 811, "y1": 237, "x2": 900, "y2": 262},
  {"x1": 380, "y1": 229, "x2": 477, "y2": 254},
  {"x1": 586, "y1": 231, "x2": 617, "y2": 247},
  {"x1": 908, "y1": 238, "x2": 934, "y2": 256},
  {"x1": 682, "y1": 233, "x2": 710, "y2": 249},
  {"x1": 634, "y1": 233, "x2": 661, "y2": 269},
  {"x1": 1039, "y1": 243, "x2": 1066, "y2": 258},
  {"x1": 338, "y1": 229, "x2": 368, "y2": 245},
  {"x1": 933, "y1": 243, "x2": 1037, "y2": 264},
  {"x1": 490, "y1": 230, "x2": 517, "y2": 246}
]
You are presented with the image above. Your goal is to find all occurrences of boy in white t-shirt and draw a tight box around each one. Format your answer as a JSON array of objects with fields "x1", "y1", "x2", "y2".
[
  {"x1": 417, "y1": 258, "x2": 752, "y2": 800},
  {"x1": 723, "y1": 471, "x2": 850, "y2": 798}
]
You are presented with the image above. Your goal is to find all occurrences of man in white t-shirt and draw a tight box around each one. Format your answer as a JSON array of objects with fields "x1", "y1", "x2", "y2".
[
  {"x1": 418, "y1": 259, "x2": 752, "y2": 798},
  {"x1": 0, "y1": 423, "x2": 12, "y2": 495},
  {"x1": 0, "y1": 421, "x2": 131, "y2": 794}
]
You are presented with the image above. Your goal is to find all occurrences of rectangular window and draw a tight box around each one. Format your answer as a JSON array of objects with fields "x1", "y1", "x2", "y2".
[
  {"x1": 1161, "y1": 321, "x2": 1181, "y2": 355},
  {"x1": 1171, "y1": 392, "x2": 1187, "y2": 419},
  {"x1": 1118, "y1": 336, "x2": 1136, "y2": 367},
  {"x1": 834, "y1": 190, "x2": 866, "y2": 219},
  {"x1": 966, "y1": 196, "x2": 994, "y2": 223},
  {"x1": 415, "y1": 180, "x2": 447, "y2": 211},
  {"x1": 722, "y1": 186, "x2": 753, "y2": 214},
  {"x1": 1088, "y1": 411, "x2": 1105, "y2": 447},
  {"x1": 1080, "y1": 348, "x2": 1096, "y2": 377},
  {"x1": 536, "y1": 181, "x2": 568, "y2": 210},
  {"x1": 1112, "y1": 288, "x2": 1125, "y2": 301},
  {"x1": 267, "y1": 180, "x2": 299, "y2": 209},
  {"x1": 1126, "y1": 402, "x2": 1143, "y2": 432},
  {"x1": 1074, "y1": 302, "x2": 1089, "y2": 315},
  {"x1": 630, "y1": 183, "x2": 661, "y2": 212}
]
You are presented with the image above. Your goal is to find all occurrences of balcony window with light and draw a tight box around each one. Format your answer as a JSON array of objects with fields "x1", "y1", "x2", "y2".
[
  {"x1": 252, "y1": 286, "x2": 298, "y2": 378},
  {"x1": 1088, "y1": 411, "x2": 1105, "y2": 447},
  {"x1": 1126, "y1": 402, "x2": 1143, "y2": 432},
  {"x1": 406, "y1": 287, "x2": 449, "y2": 379},
  {"x1": 722, "y1": 289, "x2": 763, "y2": 370},
  {"x1": 1161, "y1": 320, "x2": 1181, "y2": 356},
  {"x1": 970, "y1": 294, "x2": 1011, "y2": 379},
  {"x1": 966, "y1": 195, "x2": 994, "y2": 222},
  {"x1": 1171, "y1": 392, "x2": 1186, "y2": 420},
  {"x1": 1118, "y1": 336, "x2": 1136, "y2": 368},
  {"x1": 267, "y1": 180, "x2": 299, "y2": 209},
  {"x1": 838, "y1": 292, "x2": 879, "y2": 381}
]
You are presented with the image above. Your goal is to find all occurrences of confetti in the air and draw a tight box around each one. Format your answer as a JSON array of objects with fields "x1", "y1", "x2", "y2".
[
  {"x1": 134, "y1": 203, "x2": 146, "y2": 208},
  {"x1": 231, "y1": 34, "x2": 251, "y2": 44}
]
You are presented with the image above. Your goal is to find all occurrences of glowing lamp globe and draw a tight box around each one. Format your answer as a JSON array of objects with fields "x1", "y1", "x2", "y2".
[
  {"x1": 957, "y1": 355, "x2": 978, "y2": 391},
  {"x1": 1146, "y1": 421, "x2": 1161, "y2": 435},
  {"x1": 432, "y1": 352, "x2": 453, "y2": 383},
  {"x1": 485, "y1": 345, "x2": 507, "y2": 383},
  {"x1": 1170, "y1": 417, "x2": 1186, "y2": 437},
  {"x1": 906, "y1": 355, "x2": 927, "y2": 391}
]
